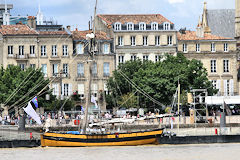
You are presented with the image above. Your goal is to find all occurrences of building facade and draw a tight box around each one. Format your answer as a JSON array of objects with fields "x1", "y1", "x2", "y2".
[
  {"x1": 236, "y1": 0, "x2": 240, "y2": 45},
  {"x1": 0, "y1": 24, "x2": 114, "y2": 111},
  {"x1": 178, "y1": 2, "x2": 238, "y2": 96},
  {"x1": 95, "y1": 14, "x2": 177, "y2": 65},
  {"x1": 71, "y1": 30, "x2": 115, "y2": 111}
]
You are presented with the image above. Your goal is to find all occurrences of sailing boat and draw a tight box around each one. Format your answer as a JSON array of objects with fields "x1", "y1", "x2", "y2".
[{"x1": 40, "y1": 0, "x2": 163, "y2": 147}]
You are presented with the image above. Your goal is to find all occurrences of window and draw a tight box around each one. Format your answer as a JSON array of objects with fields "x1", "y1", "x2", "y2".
[
  {"x1": 224, "y1": 43, "x2": 228, "y2": 52},
  {"x1": 196, "y1": 43, "x2": 200, "y2": 52},
  {"x1": 63, "y1": 64, "x2": 68, "y2": 75},
  {"x1": 52, "y1": 45, "x2": 57, "y2": 56},
  {"x1": 91, "y1": 84, "x2": 98, "y2": 98},
  {"x1": 19, "y1": 46, "x2": 24, "y2": 55},
  {"x1": 30, "y1": 64, "x2": 35, "y2": 69},
  {"x1": 118, "y1": 36, "x2": 123, "y2": 46},
  {"x1": 210, "y1": 60, "x2": 216, "y2": 73},
  {"x1": 8, "y1": 46, "x2": 13, "y2": 55},
  {"x1": 78, "y1": 84, "x2": 85, "y2": 98},
  {"x1": 41, "y1": 45, "x2": 46, "y2": 56},
  {"x1": 63, "y1": 45, "x2": 68, "y2": 56},
  {"x1": 155, "y1": 36, "x2": 160, "y2": 46},
  {"x1": 139, "y1": 22, "x2": 146, "y2": 30},
  {"x1": 131, "y1": 55, "x2": 137, "y2": 61},
  {"x1": 119, "y1": 55, "x2": 124, "y2": 63},
  {"x1": 127, "y1": 23, "x2": 134, "y2": 30},
  {"x1": 63, "y1": 84, "x2": 69, "y2": 96},
  {"x1": 143, "y1": 55, "x2": 149, "y2": 61},
  {"x1": 52, "y1": 64, "x2": 58, "y2": 76},
  {"x1": 103, "y1": 44, "x2": 110, "y2": 54},
  {"x1": 92, "y1": 62, "x2": 97, "y2": 76},
  {"x1": 104, "y1": 83, "x2": 110, "y2": 95},
  {"x1": 103, "y1": 62, "x2": 110, "y2": 77},
  {"x1": 19, "y1": 64, "x2": 25, "y2": 70},
  {"x1": 30, "y1": 45, "x2": 35, "y2": 56},
  {"x1": 152, "y1": 22, "x2": 158, "y2": 30},
  {"x1": 163, "y1": 22, "x2": 170, "y2": 30},
  {"x1": 41, "y1": 64, "x2": 47, "y2": 77},
  {"x1": 155, "y1": 55, "x2": 161, "y2": 62},
  {"x1": 223, "y1": 60, "x2": 229, "y2": 73},
  {"x1": 211, "y1": 43, "x2": 216, "y2": 52},
  {"x1": 115, "y1": 23, "x2": 121, "y2": 31},
  {"x1": 131, "y1": 36, "x2": 136, "y2": 46},
  {"x1": 77, "y1": 63, "x2": 84, "y2": 77},
  {"x1": 212, "y1": 80, "x2": 217, "y2": 89},
  {"x1": 167, "y1": 36, "x2": 173, "y2": 45},
  {"x1": 77, "y1": 43, "x2": 84, "y2": 54},
  {"x1": 143, "y1": 36, "x2": 148, "y2": 46},
  {"x1": 183, "y1": 44, "x2": 188, "y2": 53}
]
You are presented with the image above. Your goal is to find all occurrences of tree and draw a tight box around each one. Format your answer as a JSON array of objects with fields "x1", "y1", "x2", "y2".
[
  {"x1": 0, "y1": 65, "x2": 53, "y2": 113},
  {"x1": 117, "y1": 92, "x2": 138, "y2": 109},
  {"x1": 106, "y1": 53, "x2": 217, "y2": 110}
]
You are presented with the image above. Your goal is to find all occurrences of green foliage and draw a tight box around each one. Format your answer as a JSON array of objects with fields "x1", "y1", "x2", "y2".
[
  {"x1": 106, "y1": 53, "x2": 217, "y2": 110},
  {"x1": 0, "y1": 65, "x2": 53, "y2": 112},
  {"x1": 117, "y1": 92, "x2": 139, "y2": 109}
]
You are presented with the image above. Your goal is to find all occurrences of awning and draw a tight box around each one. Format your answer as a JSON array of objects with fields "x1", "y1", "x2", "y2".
[{"x1": 205, "y1": 96, "x2": 240, "y2": 105}]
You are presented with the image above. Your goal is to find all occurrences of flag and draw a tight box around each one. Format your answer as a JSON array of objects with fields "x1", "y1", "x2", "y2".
[
  {"x1": 31, "y1": 96, "x2": 38, "y2": 108},
  {"x1": 91, "y1": 95, "x2": 98, "y2": 109},
  {"x1": 23, "y1": 102, "x2": 42, "y2": 125}
]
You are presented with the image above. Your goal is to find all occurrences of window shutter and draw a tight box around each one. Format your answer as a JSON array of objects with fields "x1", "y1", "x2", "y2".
[
  {"x1": 69, "y1": 84, "x2": 72, "y2": 96},
  {"x1": 78, "y1": 84, "x2": 84, "y2": 95},
  {"x1": 56, "y1": 84, "x2": 59, "y2": 98},
  {"x1": 224, "y1": 80, "x2": 227, "y2": 96},
  {"x1": 216, "y1": 80, "x2": 221, "y2": 95},
  {"x1": 230, "y1": 79, "x2": 234, "y2": 96}
]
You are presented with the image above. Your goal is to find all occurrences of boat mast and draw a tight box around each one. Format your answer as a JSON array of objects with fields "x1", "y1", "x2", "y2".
[{"x1": 81, "y1": 0, "x2": 98, "y2": 134}]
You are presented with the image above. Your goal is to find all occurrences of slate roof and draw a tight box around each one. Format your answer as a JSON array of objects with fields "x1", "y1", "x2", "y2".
[
  {"x1": 207, "y1": 9, "x2": 235, "y2": 38},
  {"x1": 177, "y1": 31, "x2": 233, "y2": 41},
  {"x1": 72, "y1": 30, "x2": 111, "y2": 40},
  {"x1": 97, "y1": 14, "x2": 173, "y2": 25}
]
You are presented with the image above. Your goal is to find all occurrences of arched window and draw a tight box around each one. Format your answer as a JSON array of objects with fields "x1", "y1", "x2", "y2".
[
  {"x1": 127, "y1": 22, "x2": 134, "y2": 31},
  {"x1": 114, "y1": 22, "x2": 121, "y2": 31},
  {"x1": 151, "y1": 22, "x2": 158, "y2": 30},
  {"x1": 139, "y1": 22, "x2": 146, "y2": 30},
  {"x1": 163, "y1": 22, "x2": 170, "y2": 30}
]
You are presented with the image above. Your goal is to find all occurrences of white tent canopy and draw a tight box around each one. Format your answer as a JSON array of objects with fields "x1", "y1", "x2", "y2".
[{"x1": 205, "y1": 96, "x2": 240, "y2": 105}]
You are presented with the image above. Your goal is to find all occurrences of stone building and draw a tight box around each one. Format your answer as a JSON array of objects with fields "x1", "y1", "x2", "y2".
[
  {"x1": 71, "y1": 30, "x2": 115, "y2": 111},
  {"x1": 95, "y1": 14, "x2": 177, "y2": 65},
  {"x1": 236, "y1": 0, "x2": 240, "y2": 45},
  {"x1": 178, "y1": 2, "x2": 238, "y2": 96},
  {"x1": 0, "y1": 24, "x2": 114, "y2": 111}
]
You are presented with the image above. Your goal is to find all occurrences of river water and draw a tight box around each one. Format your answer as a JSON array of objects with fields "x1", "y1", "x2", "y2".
[{"x1": 0, "y1": 143, "x2": 239, "y2": 160}]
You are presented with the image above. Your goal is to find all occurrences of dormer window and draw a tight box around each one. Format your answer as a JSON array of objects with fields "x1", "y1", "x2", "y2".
[
  {"x1": 127, "y1": 22, "x2": 134, "y2": 31},
  {"x1": 151, "y1": 22, "x2": 158, "y2": 30},
  {"x1": 114, "y1": 22, "x2": 121, "y2": 31},
  {"x1": 139, "y1": 22, "x2": 146, "y2": 30},
  {"x1": 163, "y1": 22, "x2": 170, "y2": 30}
]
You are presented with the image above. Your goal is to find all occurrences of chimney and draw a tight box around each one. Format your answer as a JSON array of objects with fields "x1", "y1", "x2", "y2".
[
  {"x1": 27, "y1": 16, "x2": 36, "y2": 29},
  {"x1": 179, "y1": 27, "x2": 186, "y2": 34},
  {"x1": 66, "y1": 25, "x2": 71, "y2": 31}
]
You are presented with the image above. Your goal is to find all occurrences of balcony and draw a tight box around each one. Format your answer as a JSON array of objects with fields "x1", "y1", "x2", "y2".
[
  {"x1": 103, "y1": 73, "x2": 110, "y2": 77},
  {"x1": 15, "y1": 54, "x2": 29, "y2": 60},
  {"x1": 75, "y1": 74, "x2": 86, "y2": 81},
  {"x1": 50, "y1": 55, "x2": 61, "y2": 62}
]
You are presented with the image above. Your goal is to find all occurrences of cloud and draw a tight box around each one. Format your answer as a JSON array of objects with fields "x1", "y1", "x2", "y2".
[{"x1": 168, "y1": 0, "x2": 185, "y2": 4}]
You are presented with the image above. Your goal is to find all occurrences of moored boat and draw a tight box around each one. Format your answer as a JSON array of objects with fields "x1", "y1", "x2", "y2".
[{"x1": 41, "y1": 128, "x2": 163, "y2": 147}]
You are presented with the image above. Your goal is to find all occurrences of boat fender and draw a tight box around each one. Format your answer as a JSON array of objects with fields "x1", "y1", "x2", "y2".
[
  {"x1": 74, "y1": 120, "x2": 80, "y2": 125},
  {"x1": 115, "y1": 133, "x2": 119, "y2": 138}
]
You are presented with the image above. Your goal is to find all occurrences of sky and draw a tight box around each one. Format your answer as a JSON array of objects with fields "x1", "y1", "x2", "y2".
[{"x1": 4, "y1": 0, "x2": 235, "y2": 31}]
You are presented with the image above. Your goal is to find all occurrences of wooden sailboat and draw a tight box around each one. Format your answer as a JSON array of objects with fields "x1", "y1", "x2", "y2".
[{"x1": 40, "y1": 0, "x2": 164, "y2": 147}]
